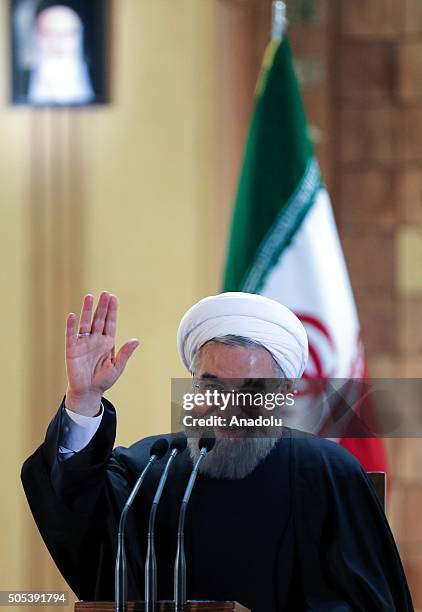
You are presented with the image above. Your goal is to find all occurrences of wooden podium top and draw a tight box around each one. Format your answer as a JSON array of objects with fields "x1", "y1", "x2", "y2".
[{"x1": 75, "y1": 602, "x2": 250, "y2": 611}]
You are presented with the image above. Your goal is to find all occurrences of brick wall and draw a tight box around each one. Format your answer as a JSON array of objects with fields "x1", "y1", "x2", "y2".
[
  {"x1": 215, "y1": 0, "x2": 422, "y2": 604},
  {"x1": 310, "y1": 0, "x2": 422, "y2": 606}
]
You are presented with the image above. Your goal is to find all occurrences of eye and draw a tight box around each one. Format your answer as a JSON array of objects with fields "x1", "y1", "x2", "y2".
[{"x1": 192, "y1": 379, "x2": 225, "y2": 394}]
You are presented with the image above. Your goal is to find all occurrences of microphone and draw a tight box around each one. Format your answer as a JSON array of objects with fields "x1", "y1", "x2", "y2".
[
  {"x1": 174, "y1": 436, "x2": 216, "y2": 611},
  {"x1": 145, "y1": 435, "x2": 187, "y2": 612},
  {"x1": 115, "y1": 438, "x2": 168, "y2": 612}
]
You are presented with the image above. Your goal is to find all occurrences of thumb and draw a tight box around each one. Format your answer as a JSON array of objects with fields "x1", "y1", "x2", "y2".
[{"x1": 114, "y1": 339, "x2": 140, "y2": 373}]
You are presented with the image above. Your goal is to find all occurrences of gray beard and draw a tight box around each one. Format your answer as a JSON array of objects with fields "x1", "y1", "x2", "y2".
[{"x1": 187, "y1": 436, "x2": 279, "y2": 479}]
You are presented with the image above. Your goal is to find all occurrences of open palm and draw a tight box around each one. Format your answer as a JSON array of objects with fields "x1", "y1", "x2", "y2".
[{"x1": 66, "y1": 292, "x2": 139, "y2": 401}]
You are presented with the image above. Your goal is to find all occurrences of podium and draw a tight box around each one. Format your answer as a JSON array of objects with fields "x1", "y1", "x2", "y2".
[{"x1": 75, "y1": 603, "x2": 249, "y2": 611}]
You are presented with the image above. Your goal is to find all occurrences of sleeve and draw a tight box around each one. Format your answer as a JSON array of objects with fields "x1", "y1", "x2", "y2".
[
  {"x1": 58, "y1": 403, "x2": 104, "y2": 458},
  {"x1": 295, "y1": 438, "x2": 414, "y2": 612},
  {"x1": 20, "y1": 396, "x2": 131, "y2": 601}
]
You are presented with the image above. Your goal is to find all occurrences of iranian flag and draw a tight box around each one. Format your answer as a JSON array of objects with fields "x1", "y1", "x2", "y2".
[{"x1": 222, "y1": 28, "x2": 388, "y2": 473}]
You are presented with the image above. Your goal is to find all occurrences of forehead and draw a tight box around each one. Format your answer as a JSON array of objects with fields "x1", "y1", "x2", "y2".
[{"x1": 195, "y1": 341, "x2": 277, "y2": 378}]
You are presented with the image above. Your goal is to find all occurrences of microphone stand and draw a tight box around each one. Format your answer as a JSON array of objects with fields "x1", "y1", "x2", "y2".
[
  {"x1": 145, "y1": 436, "x2": 187, "y2": 612},
  {"x1": 174, "y1": 437, "x2": 215, "y2": 612},
  {"x1": 115, "y1": 439, "x2": 168, "y2": 612}
]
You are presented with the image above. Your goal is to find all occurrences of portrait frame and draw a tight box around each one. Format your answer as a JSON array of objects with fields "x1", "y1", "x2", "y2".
[{"x1": 10, "y1": 0, "x2": 108, "y2": 106}]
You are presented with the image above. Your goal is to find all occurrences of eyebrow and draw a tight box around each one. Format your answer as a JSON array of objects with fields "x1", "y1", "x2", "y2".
[{"x1": 197, "y1": 375, "x2": 265, "y2": 389}]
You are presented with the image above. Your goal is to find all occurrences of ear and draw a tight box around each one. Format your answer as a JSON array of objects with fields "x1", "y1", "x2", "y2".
[{"x1": 283, "y1": 378, "x2": 293, "y2": 393}]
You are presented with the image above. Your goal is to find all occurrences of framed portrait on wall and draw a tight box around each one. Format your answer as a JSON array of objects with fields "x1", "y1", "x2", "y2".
[{"x1": 10, "y1": 0, "x2": 108, "y2": 106}]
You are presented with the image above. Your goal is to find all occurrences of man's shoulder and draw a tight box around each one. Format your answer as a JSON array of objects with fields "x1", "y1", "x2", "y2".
[
  {"x1": 283, "y1": 425, "x2": 364, "y2": 477},
  {"x1": 111, "y1": 432, "x2": 190, "y2": 473}
]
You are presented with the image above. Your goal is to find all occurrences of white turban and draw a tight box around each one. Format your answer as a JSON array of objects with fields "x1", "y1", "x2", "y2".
[{"x1": 177, "y1": 292, "x2": 308, "y2": 379}]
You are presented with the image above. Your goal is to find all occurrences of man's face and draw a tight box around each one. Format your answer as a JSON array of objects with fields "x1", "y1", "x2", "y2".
[
  {"x1": 192, "y1": 342, "x2": 282, "y2": 439},
  {"x1": 187, "y1": 342, "x2": 285, "y2": 478},
  {"x1": 36, "y1": 6, "x2": 83, "y2": 59}
]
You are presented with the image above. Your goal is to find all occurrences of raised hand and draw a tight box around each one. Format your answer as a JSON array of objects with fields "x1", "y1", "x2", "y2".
[{"x1": 65, "y1": 291, "x2": 140, "y2": 416}]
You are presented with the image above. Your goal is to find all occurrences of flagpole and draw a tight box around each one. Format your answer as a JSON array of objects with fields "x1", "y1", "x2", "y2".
[{"x1": 271, "y1": 1, "x2": 286, "y2": 42}]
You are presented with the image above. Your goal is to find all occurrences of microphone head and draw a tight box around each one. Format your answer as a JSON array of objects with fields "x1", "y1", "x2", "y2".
[
  {"x1": 150, "y1": 438, "x2": 169, "y2": 460},
  {"x1": 198, "y1": 436, "x2": 216, "y2": 452},
  {"x1": 170, "y1": 435, "x2": 188, "y2": 454}
]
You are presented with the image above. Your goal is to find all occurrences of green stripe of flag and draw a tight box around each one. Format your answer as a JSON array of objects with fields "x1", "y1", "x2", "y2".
[{"x1": 223, "y1": 37, "x2": 319, "y2": 293}]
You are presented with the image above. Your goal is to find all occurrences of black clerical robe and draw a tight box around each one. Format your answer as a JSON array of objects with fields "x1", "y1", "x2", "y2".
[{"x1": 21, "y1": 397, "x2": 414, "y2": 611}]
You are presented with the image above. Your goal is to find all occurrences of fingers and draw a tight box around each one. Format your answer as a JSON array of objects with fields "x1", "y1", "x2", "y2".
[
  {"x1": 104, "y1": 294, "x2": 118, "y2": 338},
  {"x1": 66, "y1": 313, "x2": 77, "y2": 347},
  {"x1": 78, "y1": 294, "x2": 94, "y2": 334},
  {"x1": 73, "y1": 292, "x2": 116, "y2": 339},
  {"x1": 114, "y1": 339, "x2": 140, "y2": 374},
  {"x1": 91, "y1": 291, "x2": 111, "y2": 334}
]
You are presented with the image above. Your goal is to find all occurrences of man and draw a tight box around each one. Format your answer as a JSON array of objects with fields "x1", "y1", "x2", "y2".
[
  {"x1": 21, "y1": 291, "x2": 413, "y2": 611},
  {"x1": 29, "y1": 4, "x2": 94, "y2": 105}
]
